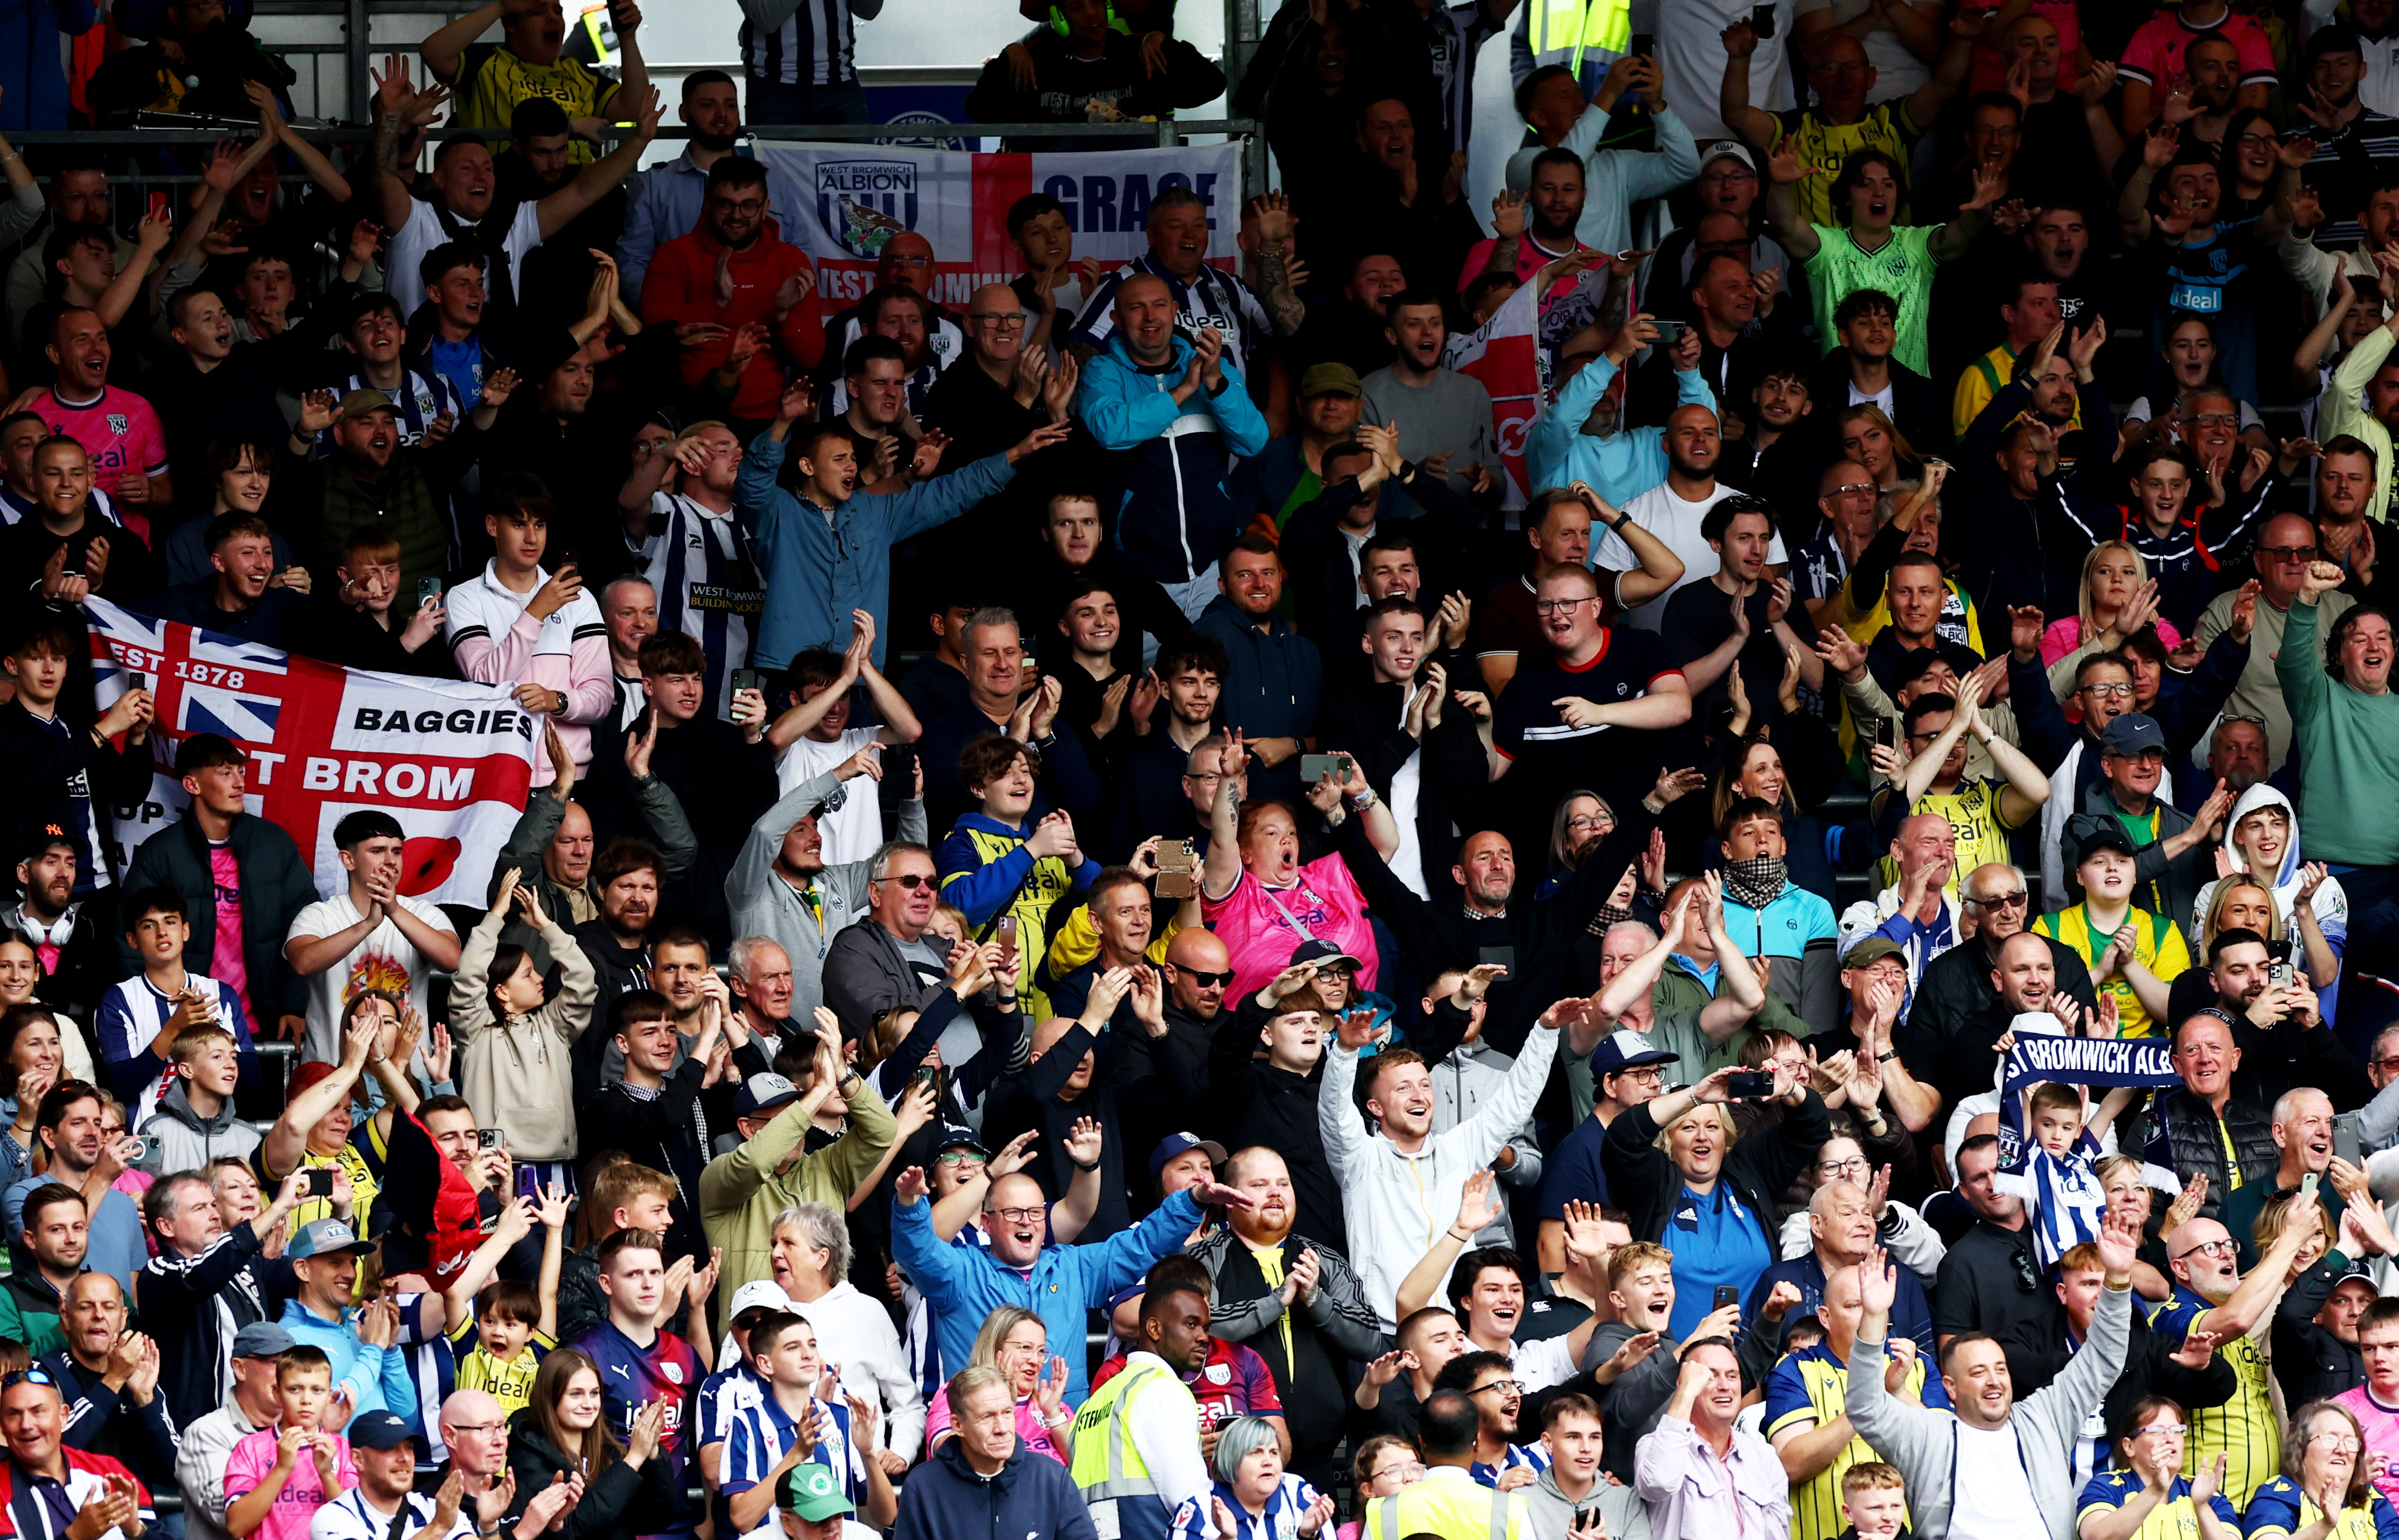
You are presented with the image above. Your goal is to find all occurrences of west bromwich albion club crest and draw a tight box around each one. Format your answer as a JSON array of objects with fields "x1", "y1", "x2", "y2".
[
  {"x1": 106, "y1": 413, "x2": 127, "y2": 436},
  {"x1": 817, "y1": 161, "x2": 919, "y2": 260}
]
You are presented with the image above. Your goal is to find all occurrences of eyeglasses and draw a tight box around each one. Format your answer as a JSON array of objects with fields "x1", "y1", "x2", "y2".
[
  {"x1": 2190, "y1": 413, "x2": 2239, "y2": 427},
  {"x1": 1534, "y1": 597, "x2": 1594, "y2": 615},
  {"x1": 935, "y1": 1151, "x2": 984, "y2": 1167},
  {"x1": 2139, "y1": 1422, "x2": 2189, "y2": 1437},
  {"x1": 2373, "y1": 1055, "x2": 2399, "y2": 1072},
  {"x1": 1566, "y1": 814, "x2": 1614, "y2": 832},
  {"x1": 1375, "y1": 1462, "x2": 1430, "y2": 1485},
  {"x1": 1825, "y1": 482, "x2": 1877, "y2": 499},
  {"x1": 1816, "y1": 1156, "x2": 1869, "y2": 1176},
  {"x1": 989, "y1": 1206, "x2": 1046, "y2": 1224},
  {"x1": 2312, "y1": 1433, "x2": 2365, "y2": 1452},
  {"x1": 2081, "y1": 682, "x2": 2135, "y2": 698},
  {"x1": 2174, "y1": 1237, "x2": 2237, "y2": 1260},
  {"x1": 0, "y1": 1369, "x2": 54, "y2": 1390},
  {"x1": 2236, "y1": 132, "x2": 2278, "y2": 148},
  {"x1": 1171, "y1": 967, "x2": 1236, "y2": 988},
  {"x1": 1966, "y1": 889, "x2": 2030, "y2": 910},
  {"x1": 1698, "y1": 170, "x2": 1757, "y2": 184},
  {"x1": 1469, "y1": 1379, "x2": 1523, "y2": 1398},
  {"x1": 2261, "y1": 545, "x2": 2321, "y2": 562},
  {"x1": 446, "y1": 1421, "x2": 505, "y2": 1438},
  {"x1": 967, "y1": 312, "x2": 1028, "y2": 328},
  {"x1": 874, "y1": 873, "x2": 936, "y2": 890}
]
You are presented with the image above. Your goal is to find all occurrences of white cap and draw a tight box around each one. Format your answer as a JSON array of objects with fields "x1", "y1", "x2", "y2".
[{"x1": 729, "y1": 1279, "x2": 795, "y2": 1320}]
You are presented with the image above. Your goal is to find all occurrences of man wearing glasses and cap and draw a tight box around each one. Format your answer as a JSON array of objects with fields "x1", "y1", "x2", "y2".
[
  {"x1": 175, "y1": 1325, "x2": 294, "y2": 1540},
  {"x1": 1903, "y1": 863, "x2": 2099, "y2": 1109}
]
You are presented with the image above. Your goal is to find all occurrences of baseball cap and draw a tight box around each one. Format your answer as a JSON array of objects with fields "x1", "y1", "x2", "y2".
[
  {"x1": 1589, "y1": 1029, "x2": 1677, "y2": 1078},
  {"x1": 778, "y1": 1463, "x2": 856, "y2": 1522},
  {"x1": 1289, "y1": 938, "x2": 1362, "y2": 971},
  {"x1": 287, "y1": 1218, "x2": 374, "y2": 1261},
  {"x1": 933, "y1": 1124, "x2": 988, "y2": 1158},
  {"x1": 230, "y1": 1323, "x2": 296, "y2": 1359},
  {"x1": 336, "y1": 388, "x2": 398, "y2": 422},
  {"x1": 1702, "y1": 142, "x2": 1758, "y2": 174},
  {"x1": 1842, "y1": 937, "x2": 1907, "y2": 970},
  {"x1": 15, "y1": 824, "x2": 74, "y2": 866},
  {"x1": 735, "y1": 1073, "x2": 803, "y2": 1118},
  {"x1": 1299, "y1": 362, "x2": 1362, "y2": 399},
  {"x1": 2099, "y1": 713, "x2": 2167, "y2": 757},
  {"x1": 1149, "y1": 1131, "x2": 1227, "y2": 1184},
  {"x1": 346, "y1": 1411, "x2": 416, "y2": 1451},
  {"x1": 2068, "y1": 812, "x2": 2139, "y2": 865},
  {"x1": 728, "y1": 1279, "x2": 794, "y2": 1324}
]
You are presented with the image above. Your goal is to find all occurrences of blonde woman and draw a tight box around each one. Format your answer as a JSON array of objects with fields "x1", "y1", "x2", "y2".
[
  {"x1": 922, "y1": 1305, "x2": 1073, "y2": 1462},
  {"x1": 2042, "y1": 541, "x2": 2183, "y2": 672}
]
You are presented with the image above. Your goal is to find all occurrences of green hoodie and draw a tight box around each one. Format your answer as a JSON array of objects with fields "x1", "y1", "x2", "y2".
[{"x1": 2279, "y1": 596, "x2": 2399, "y2": 865}]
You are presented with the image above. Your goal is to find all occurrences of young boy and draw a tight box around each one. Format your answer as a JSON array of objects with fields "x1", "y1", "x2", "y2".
[
  {"x1": 0, "y1": 613, "x2": 152, "y2": 902},
  {"x1": 765, "y1": 615, "x2": 922, "y2": 864},
  {"x1": 1996, "y1": 1081, "x2": 2111, "y2": 1272},
  {"x1": 98, "y1": 885, "x2": 260, "y2": 1106},
  {"x1": 722, "y1": 1311, "x2": 886, "y2": 1534},
  {"x1": 933, "y1": 735, "x2": 1102, "y2": 1018},
  {"x1": 284, "y1": 809, "x2": 462, "y2": 1067},
  {"x1": 2032, "y1": 818, "x2": 2191, "y2": 1039},
  {"x1": 695, "y1": 1280, "x2": 788, "y2": 1514},
  {"x1": 443, "y1": 1184, "x2": 569, "y2": 1414},
  {"x1": 1839, "y1": 1462, "x2": 1909, "y2": 1540},
  {"x1": 223, "y1": 1345, "x2": 357, "y2": 1540},
  {"x1": 132, "y1": 1024, "x2": 260, "y2": 1174},
  {"x1": 443, "y1": 478, "x2": 612, "y2": 782},
  {"x1": 286, "y1": 525, "x2": 453, "y2": 675}
]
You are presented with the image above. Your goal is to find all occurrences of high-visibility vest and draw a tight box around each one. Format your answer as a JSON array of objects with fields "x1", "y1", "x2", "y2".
[
  {"x1": 1069, "y1": 1362, "x2": 1188, "y2": 1540},
  {"x1": 1361, "y1": 1473, "x2": 1524, "y2": 1540},
  {"x1": 1521, "y1": 0, "x2": 1631, "y2": 76}
]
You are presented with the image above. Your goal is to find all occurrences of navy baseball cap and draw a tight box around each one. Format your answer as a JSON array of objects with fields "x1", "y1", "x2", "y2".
[
  {"x1": 1149, "y1": 1131, "x2": 1227, "y2": 1184},
  {"x1": 346, "y1": 1411, "x2": 416, "y2": 1450}
]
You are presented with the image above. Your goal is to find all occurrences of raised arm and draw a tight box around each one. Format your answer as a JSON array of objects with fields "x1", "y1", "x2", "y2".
[
  {"x1": 1762, "y1": 147, "x2": 1824, "y2": 262},
  {"x1": 418, "y1": 0, "x2": 507, "y2": 83},
  {"x1": 1589, "y1": 484, "x2": 1688, "y2": 607},
  {"x1": 1200, "y1": 732, "x2": 1249, "y2": 900},
  {"x1": 535, "y1": 87, "x2": 662, "y2": 240},
  {"x1": 366, "y1": 58, "x2": 452, "y2": 234}
]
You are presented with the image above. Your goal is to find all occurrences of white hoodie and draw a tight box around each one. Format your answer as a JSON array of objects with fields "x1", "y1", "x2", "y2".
[{"x1": 2187, "y1": 782, "x2": 2349, "y2": 961}]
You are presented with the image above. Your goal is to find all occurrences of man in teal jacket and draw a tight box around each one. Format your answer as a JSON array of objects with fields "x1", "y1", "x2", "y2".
[
  {"x1": 1528, "y1": 316, "x2": 1713, "y2": 505},
  {"x1": 739, "y1": 380, "x2": 1068, "y2": 672}
]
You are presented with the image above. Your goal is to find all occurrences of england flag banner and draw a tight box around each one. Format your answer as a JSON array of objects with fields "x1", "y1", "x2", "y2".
[
  {"x1": 756, "y1": 143, "x2": 1242, "y2": 311},
  {"x1": 82, "y1": 598, "x2": 537, "y2": 905},
  {"x1": 1443, "y1": 274, "x2": 1541, "y2": 512}
]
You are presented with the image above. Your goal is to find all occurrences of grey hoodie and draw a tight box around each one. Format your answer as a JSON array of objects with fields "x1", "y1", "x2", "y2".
[
  {"x1": 1846, "y1": 1281, "x2": 2131, "y2": 1540},
  {"x1": 1521, "y1": 1465, "x2": 1652, "y2": 1540},
  {"x1": 134, "y1": 1078, "x2": 259, "y2": 1177}
]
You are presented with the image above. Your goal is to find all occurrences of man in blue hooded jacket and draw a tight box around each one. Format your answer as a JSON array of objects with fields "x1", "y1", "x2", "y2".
[
  {"x1": 739, "y1": 379, "x2": 1069, "y2": 674},
  {"x1": 1076, "y1": 272, "x2": 1272, "y2": 621}
]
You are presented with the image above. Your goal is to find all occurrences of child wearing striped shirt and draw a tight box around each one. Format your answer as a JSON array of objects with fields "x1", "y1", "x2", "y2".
[{"x1": 1998, "y1": 1080, "x2": 2114, "y2": 1271}]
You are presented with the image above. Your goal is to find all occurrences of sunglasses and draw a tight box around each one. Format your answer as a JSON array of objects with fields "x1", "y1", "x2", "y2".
[
  {"x1": 1172, "y1": 967, "x2": 1236, "y2": 988},
  {"x1": 874, "y1": 873, "x2": 935, "y2": 890},
  {"x1": 0, "y1": 1369, "x2": 55, "y2": 1390}
]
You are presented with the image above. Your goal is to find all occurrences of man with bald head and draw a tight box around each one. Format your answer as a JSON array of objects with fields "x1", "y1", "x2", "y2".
[
  {"x1": 1072, "y1": 186, "x2": 1278, "y2": 376},
  {"x1": 1595, "y1": 401, "x2": 1785, "y2": 632},
  {"x1": 893, "y1": 1135, "x2": 1247, "y2": 1407},
  {"x1": 2219, "y1": 1087, "x2": 2343, "y2": 1266},
  {"x1": 1901, "y1": 865, "x2": 2100, "y2": 1106},
  {"x1": 1075, "y1": 268, "x2": 1270, "y2": 616},
  {"x1": 1837, "y1": 811, "x2": 1961, "y2": 989},
  {"x1": 38, "y1": 1271, "x2": 172, "y2": 1493},
  {"x1": 819, "y1": 231, "x2": 965, "y2": 377}
]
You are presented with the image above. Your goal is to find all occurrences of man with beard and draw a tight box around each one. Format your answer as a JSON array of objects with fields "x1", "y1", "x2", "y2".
[
  {"x1": 828, "y1": 287, "x2": 949, "y2": 422},
  {"x1": 1951, "y1": 273, "x2": 2077, "y2": 440},
  {"x1": 641, "y1": 159, "x2": 822, "y2": 431},
  {"x1": 618, "y1": 72, "x2": 801, "y2": 304},
  {"x1": 1468, "y1": 151, "x2": 1596, "y2": 295},
  {"x1": 367, "y1": 62, "x2": 659, "y2": 333},
  {"x1": 280, "y1": 381, "x2": 508, "y2": 593},
  {"x1": 498, "y1": 721, "x2": 694, "y2": 972},
  {"x1": 0, "y1": 835, "x2": 113, "y2": 1016},
  {"x1": 1599, "y1": 401, "x2": 1778, "y2": 632},
  {"x1": 728, "y1": 740, "x2": 922, "y2": 1020},
  {"x1": 617, "y1": 422, "x2": 764, "y2": 720},
  {"x1": 565, "y1": 839, "x2": 669, "y2": 1045},
  {"x1": 1186, "y1": 1146, "x2": 1384, "y2": 1494},
  {"x1": 1362, "y1": 290, "x2": 1500, "y2": 518},
  {"x1": 1497, "y1": 73, "x2": 1701, "y2": 257},
  {"x1": 2191, "y1": 928, "x2": 2363, "y2": 1109},
  {"x1": 819, "y1": 233, "x2": 967, "y2": 383},
  {"x1": 1905, "y1": 894, "x2": 2097, "y2": 1110}
]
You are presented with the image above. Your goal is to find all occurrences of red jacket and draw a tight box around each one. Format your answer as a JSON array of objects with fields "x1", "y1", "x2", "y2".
[
  {"x1": 0, "y1": 1449, "x2": 151, "y2": 1538},
  {"x1": 639, "y1": 216, "x2": 824, "y2": 420}
]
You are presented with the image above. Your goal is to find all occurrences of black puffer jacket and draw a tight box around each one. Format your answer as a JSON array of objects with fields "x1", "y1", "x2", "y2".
[
  {"x1": 2139, "y1": 1088, "x2": 2278, "y2": 1222},
  {"x1": 502, "y1": 1407, "x2": 680, "y2": 1540}
]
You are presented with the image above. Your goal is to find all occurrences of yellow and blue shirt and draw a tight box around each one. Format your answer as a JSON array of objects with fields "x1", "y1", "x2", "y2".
[
  {"x1": 2032, "y1": 903, "x2": 2191, "y2": 1039},
  {"x1": 444, "y1": 43, "x2": 620, "y2": 162},
  {"x1": 445, "y1": 1309, "x2": 555, "y2": 1416},
  {"x1": 1765, "y1": 1341, "x2": 1951, "y2": 1540},
  {"x1": 936, "y1": 812, "x2": 1102, "y2": 1020},
  {"x1": 2147, "y1": 1285, "x2": 2279, "y2": 1511},
  {"x1": 2244, "y1": 1474, "x2": 2399, "y2": 1540},
  {"x1": 2076, "y1": 1468, "x2": 2237, "y2": 1540}
]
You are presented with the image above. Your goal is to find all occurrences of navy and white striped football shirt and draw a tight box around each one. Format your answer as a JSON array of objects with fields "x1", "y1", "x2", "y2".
[
  {"x1": 1070, "y1": 255, "x2": 1273, "y2": 376},
  {"x1": 635, "y1": 493, "x2": 764, "y2": 721}
]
